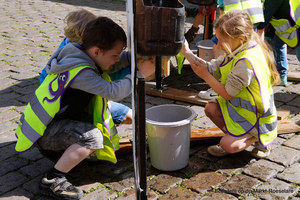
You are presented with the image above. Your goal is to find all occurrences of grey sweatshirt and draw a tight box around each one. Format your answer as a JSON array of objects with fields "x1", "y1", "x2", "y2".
[{"x1": 45, "y1": 42, "x2": 134, "y2": 101}]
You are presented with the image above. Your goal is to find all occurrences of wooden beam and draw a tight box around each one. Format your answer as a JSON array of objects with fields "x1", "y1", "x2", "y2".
[
  {"x1": 277, "y1": 108, "x2": 290, "y2": 120},
  {"x1": 117, "y1": 120, "x2": 300, "y2": 154},
  {"x1": 287, "y1": 71, "x2": 300, "y2": 82},
  {"x1": 145, "y1": 82, "x2": 208, "y2": 106}
]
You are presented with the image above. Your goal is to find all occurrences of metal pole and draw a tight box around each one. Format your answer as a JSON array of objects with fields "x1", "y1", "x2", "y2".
[
  {"x1": 155, "y1": 55, "x2": 162, "y2": 90},
  {"x1": 127, "y1": 0, "x2": 147, "y2": 199},
  {"x1": 137, "y1": 78, "x2": 147, "y2": 200}
]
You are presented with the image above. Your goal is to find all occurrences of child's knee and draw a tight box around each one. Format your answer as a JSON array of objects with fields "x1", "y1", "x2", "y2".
[
  {"x1": 219, "y1": 140, "x2": 237, "y2": 154},
  {"x1": 205, "y1": 102, "x2": 217, "y2": 118}
]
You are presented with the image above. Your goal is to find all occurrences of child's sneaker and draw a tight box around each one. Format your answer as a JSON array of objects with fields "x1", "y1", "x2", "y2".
[
  {"x1": 198, "y1": 88, "x2": 218, "y2": 101},
  {"x1": 40, "y1": 174, "x2": 83, "y2": 200},
  {"x1": 207, "y1": 144, "x2": 229, "y2": 157},
  {"x1": 279, "y1": 76, "x2": 287, "y2": 86},
  {"x1": 251, "y1": 145, "x2": 270, "y2": 159}
]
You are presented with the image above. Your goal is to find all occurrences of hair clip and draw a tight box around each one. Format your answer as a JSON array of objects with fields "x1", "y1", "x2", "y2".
[{"x1": 212, "y1": 36, "x2": 218, "y2": 45}]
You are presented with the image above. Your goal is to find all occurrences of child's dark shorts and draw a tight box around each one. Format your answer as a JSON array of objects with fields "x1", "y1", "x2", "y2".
[{"x1": 37, "y1": 119, "x2": 104, "y2": 151}]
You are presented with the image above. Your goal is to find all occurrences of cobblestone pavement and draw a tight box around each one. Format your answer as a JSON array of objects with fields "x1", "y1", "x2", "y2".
[{"x1": 1, "y1": 0, "x2": 300, "y2": 199}]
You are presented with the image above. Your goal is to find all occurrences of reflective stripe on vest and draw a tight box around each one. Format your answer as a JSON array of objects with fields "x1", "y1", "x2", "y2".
[
  {"x1": 15, "y1": 68, "x2": 87, "y2": 152},
  {"x1": 290, "y1": 0, "x2": 300, "y2": 26},
  {"x1": 217, "y1": 43, "x2": 277, "y2": 146},
  {"x1": 270, "y1": 18, "x2": 299, "y2": 47},
  {"x1": 223, "y1": 0, "x2": 264, "y2": 24}
]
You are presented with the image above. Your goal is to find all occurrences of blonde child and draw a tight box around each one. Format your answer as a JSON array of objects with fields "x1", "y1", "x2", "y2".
[
  {"x1": 39, "y1": 9, "x2": 134, "y2": 125},
  {"x1": 180, "y1": 9, "x2": 280, "y2": 158}
]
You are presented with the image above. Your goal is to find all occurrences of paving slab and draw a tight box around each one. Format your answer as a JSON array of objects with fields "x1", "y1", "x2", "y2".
[
  {"x1": 19, "y1": 158, "x2": 54, "y2": 178},
  {"x1": 0, "y1": 188, "x2": 35, "y2": 200},
  {"x1": 201, "y1": 192, "x2": 238, "y2": 200},
  {"x1": 266, "y1": 145, "x2": 300, "y2": 167},
  {"x1": 183, "y1": 171, "x2": 227, "y2": 194},
  {"x1": 243, "y1": 159, "x2": 285, "y2": 181},
  {"x1": 22, "y1": 174, "x2": 44, "y2": 196},
  {"x1": 208, "y1": 158, "x2": 247, "y2": 177},
  {"x1": 0, "y1": 172, "x2": 30, "y2": 194},
  {"x1": 1, "y1": 0, "x2": 300, "y2": 199},
  {"x1": 159, "y1": 186, "x2": 201, "y2": 200},
  {"x1": 73, "y1": 172, "x2": 110, "y2": 193},
  {"x1": 282, "y1": 134, "x2": 300, "y2": 150},
  {"x1": 0, "y1": 121, "x2": 18, "y2": 134},
  {"x1": 276, "y1": 163, "x2": 300, "y2": 185},
  {"x1": 114, "y1": 188, "x2": 158, "y2": 200},
  {"x1": 0, "y1": 143, "x2": 18, "y2": 160},
  {"x1": 0, "y1": 130, "x2": 18, "y2": 148},
  {"x1": 147, "y1": 174, "x2": 182, "y2": 194},
  {"x1": 274, "y1": 92, "x2": 298, "y2": 103},
  {"x1": 0, "y1": 157, "x2": 28, "y2": 176},
  {"x1": 179, "y1": 156, "x2": 210, "y2": 174},
  {"x1": 219, "y1": 174, "x2": 262, "y2": 196},
  {"x1": 104, "y1": 171, "x2": 135, "y2": 192},
  {"x1": 18, "y1": 147, "x2": 44, "y2": 161},
  {"x1": 252, "y1": 178, "x2": 298, "y2": 200},
  {"x1": 81, "y1": 187, "x2": 118, "y2": 200}
]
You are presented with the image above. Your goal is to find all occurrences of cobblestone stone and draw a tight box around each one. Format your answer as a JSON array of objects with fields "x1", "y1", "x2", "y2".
[
  {"x1": 183, "y1": 171, "x2": 227, "y2": 194},
  {"x1": 0, "y1": 172, "x2": 30, "y2": 194},
  {"x1": 219, "y1": 174, "x2": 262, "y2": 196},
  {"x1": 147, "y1": 174, "x2": 182, "y2": 194},
  {"x1": 252, "y1": 178, "x2": 298, "y2": 200},
  {"x1": 282, "y1": 134, "x2": 300, "y2": 150},
  {"x1": 276, "y1": 163, "x2": 300, "y2": 185},
  {"x1": 243, "y1": 159, "x2": 285, "y2": 181},
  {"x1": 267, "y1": 145, "x2": 300, "y2": 167},
  {"x1": 1, "y1": 0, "x2": 300, "y2": 199}
]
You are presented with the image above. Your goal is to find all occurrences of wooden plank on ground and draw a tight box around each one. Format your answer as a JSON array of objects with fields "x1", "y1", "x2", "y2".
[
  {"x1": 145, "y1": 82, "x2": 208, "y2": 106},
  {"x1": 277, "y1": 108, "x2": 290, "y2": 120},
  {"x1": 287, "y1": 71, "x2": 300, "y2": 82},
  {"x1": 117, "y1": 120, "x2": 300, "y2": 154}
]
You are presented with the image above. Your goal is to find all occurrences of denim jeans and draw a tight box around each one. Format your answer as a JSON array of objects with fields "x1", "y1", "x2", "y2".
[
  {"x1": 270, "y1": 36, "x2": 288, "y2": 78},
  {"x1": 296, "y1": 44, "x2": 300, "y2": 62}
]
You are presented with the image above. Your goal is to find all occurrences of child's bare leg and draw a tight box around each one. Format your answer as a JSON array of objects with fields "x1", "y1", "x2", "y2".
[
  {"x1": 54, "y1": 143, "x2": 95, "y2": 173},
  {"x1": 206, "y1": 102, "x2": 257, "y2": 154},
  {"x1": 205, "y1": 102, "x2": 226, "y2": 132},
  {"x1": 121, "y1": 109, "x2": 132, "y2": 124},
  {"x1": 220, "y1": 133, "x2": 257, "y2": 154}
]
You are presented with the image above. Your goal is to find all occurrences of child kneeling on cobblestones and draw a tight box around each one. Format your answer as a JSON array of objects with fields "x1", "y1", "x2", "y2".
[
  {"x1": 180, "y1": 9, "x2": 280, "y2": 159},
  {"x1": 15, "y1": 16, "x2": 155, "y2": 200}
]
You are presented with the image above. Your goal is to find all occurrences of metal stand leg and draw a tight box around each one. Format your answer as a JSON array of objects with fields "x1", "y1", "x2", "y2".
[
  {"x1": 150, "y1": 55, "x2": 167, "y2": 92},
  {"x1": 137, "y1": 78, "x2": 147, "y2": 200}
]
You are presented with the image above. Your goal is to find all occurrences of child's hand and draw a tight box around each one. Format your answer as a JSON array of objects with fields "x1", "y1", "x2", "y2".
[
  {"x1": 193, "y1": 13, "x2": 205, "y2": 28},
  {"x1": 191, "y1": 57, "x2": 209, "y2": 78},
  {"x1": 138, "y1": 56, "x2": 155, "y2": 78}
]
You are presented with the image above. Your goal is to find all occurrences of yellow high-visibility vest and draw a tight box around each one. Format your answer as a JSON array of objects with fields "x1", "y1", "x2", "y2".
[
  {"x1": 217, "y1": 43, "x2": 277, "y2": 146},
  {"x1": 15, "y1": 66, "x2": 119, "y2": 163}
]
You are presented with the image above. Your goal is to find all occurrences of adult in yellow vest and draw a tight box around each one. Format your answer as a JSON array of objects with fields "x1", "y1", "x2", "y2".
[
  {"x1": 222, "y1": 0, "x2": 265, "y2": 29},
  {"x1": 257, "y1": 0, "x2": 300, "y2": 85},
  {"x1": 180, "y1": 9, "x2": 280, "y2": 158},
  {"x1": 15, "y1": 17, "x2": 155, "y2": 200}
]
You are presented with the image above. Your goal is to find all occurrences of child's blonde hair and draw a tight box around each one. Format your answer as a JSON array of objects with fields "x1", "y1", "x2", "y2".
[
  {"x1": 64, "y1": 9, "x2": 97, "y2": 44},
  {"x1": 215, "y1": 9, "x2": 280, "y2": 86}
]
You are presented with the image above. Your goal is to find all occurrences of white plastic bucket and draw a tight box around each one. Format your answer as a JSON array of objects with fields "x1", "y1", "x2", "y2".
[
  {"x1": 196, "y1": 40, "x2": 215, "y2": 62},
  {"x1": 146, "y1": 104, "x2": 197, "y2": 171}
]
